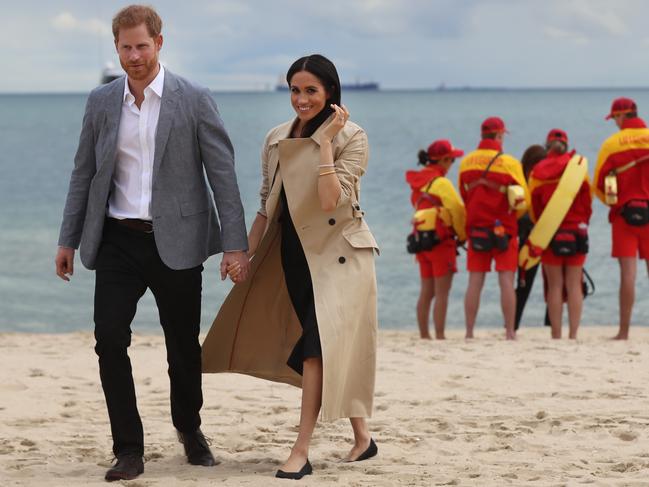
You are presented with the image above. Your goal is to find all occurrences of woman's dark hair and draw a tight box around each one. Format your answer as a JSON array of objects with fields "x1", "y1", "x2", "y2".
[
  {"x1": 418, "y1": 150, "x2": 433, "y2": 166},
  {"x1": 286, "y1": 54, "x2": 341, "y2": 138},
  {"x1": 520, "y1": 144, "x2": 547, "y2": 180}
]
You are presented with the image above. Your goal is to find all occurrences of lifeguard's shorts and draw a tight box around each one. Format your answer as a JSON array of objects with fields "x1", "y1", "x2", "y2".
[
  {"x1": 467, "y1": 236, "x2": 518, "y2": 273},
  {"x1": 541, "y1": 249, "x2": 586, "y2": 267},
  {"x1": 416, "y1": 239, "x2": 457, "y2": 278},
  {"x1": 611, "y1": 214, "x2": 649, "y2": 258}
]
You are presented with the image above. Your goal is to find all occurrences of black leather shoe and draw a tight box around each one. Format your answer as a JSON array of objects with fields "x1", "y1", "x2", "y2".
[
  {"x1": 104, "y1": 454, "x2": 144, "y2": 482},
  {"x1": 177, "y1": 428, "x2": 219, "y2": 466},
  {"x1": 275, "y1": 459, "x2": 313, "y2": 480},
  {"x1": 352, "y1": 438, "x2": 378, "y2": 462}
]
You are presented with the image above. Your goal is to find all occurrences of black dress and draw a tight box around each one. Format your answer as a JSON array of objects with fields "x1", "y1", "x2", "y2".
[{"x1": 279, "y1": 189, "x2": 322, "y2": 375}]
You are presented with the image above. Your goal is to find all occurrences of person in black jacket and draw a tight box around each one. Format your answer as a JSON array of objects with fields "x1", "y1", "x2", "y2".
[{"x1": 515, "y1": 144, "x2": 548, "y2": 329}]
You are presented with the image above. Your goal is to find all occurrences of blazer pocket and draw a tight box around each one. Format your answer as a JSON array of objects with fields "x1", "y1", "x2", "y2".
[
  {"x1": 342, "y1": 225, "x2": 380, "y2": 254},
  {"x1": 180, "y1": 199, "x2": 209, "y2": 216}
]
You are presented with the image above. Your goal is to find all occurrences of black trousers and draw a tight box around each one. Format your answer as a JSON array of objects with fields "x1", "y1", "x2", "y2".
[{"x1": 94, "y1": 220, "x2": 203, "y2": 457}]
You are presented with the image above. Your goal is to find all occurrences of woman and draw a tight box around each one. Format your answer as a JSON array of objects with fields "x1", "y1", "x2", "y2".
[
  {"x1": 405, "y1": 140, "x2": 466, "y2": 339},
  {"x1": 514, "y1": 144, "x2": 547, "y2": 330},
  {"x1": 529, "y1": 129, "x2": 592, "y2": 339},
  {"x1": 202, "y1": 54, "x2": 379, "y2": 479}
]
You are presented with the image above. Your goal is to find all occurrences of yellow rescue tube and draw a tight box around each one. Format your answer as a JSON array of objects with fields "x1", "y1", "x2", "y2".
[{"x1": 518, "y1": 154, "x2": 588, "y2": 270}]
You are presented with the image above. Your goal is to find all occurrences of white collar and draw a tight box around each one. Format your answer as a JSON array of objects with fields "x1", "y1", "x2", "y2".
[{"x1": 123, "y1": 64, "x2": 165, "y2": 103}]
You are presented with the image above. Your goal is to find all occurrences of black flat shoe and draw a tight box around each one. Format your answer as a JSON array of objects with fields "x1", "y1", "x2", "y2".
[
  {"x1": 351, "y1": 438, "x2": 378, "y2": 462},
  {"x1": 275, "y1": 459, "x2": 313, "y2": 480},
  {"x1": 104, "y1": 454, "x2": 144, "y2": 482},
  {"x1": 177, "y1": 428, "x2": 220, "y2": 466}
]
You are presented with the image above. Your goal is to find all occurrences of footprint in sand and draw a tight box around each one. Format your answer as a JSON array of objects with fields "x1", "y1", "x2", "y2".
[
  {"x1": 611, "y1": 461, "x2": 639, "y2": 472},
  {"x1": 614, "y1": 430, "x2": 638, "y2": 441},
  {"x1": 29, "y1": 369, "x2": 45, "y2": 378},
  {"x1": 435, "y1": 433, "x2": 455, "y2": 441}
]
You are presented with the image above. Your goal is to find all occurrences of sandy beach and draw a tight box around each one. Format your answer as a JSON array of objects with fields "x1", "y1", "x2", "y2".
[{"x1": 2, "y1": 326, "x2": 649, "y2": 486}]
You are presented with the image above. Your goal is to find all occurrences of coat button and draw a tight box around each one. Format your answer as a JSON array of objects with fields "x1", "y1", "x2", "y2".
[
  {"x1": 328, "y1": 218, "x2": 336, "y2": 225},
  {"x1": 354, "y1": 204, "x2": 361, "y2": 210},
  {"x1": 338, "y1": 256, "x2": 346, "y2": 264}
]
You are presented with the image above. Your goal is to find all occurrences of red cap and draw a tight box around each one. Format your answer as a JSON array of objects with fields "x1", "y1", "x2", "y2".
[
  {"x1": 546, "y1": 128, "x2": 568, "y2": 145},
  {"x1": 481, "y1": 117, "x2": 508, "y2": 136},
  {"x1": 606, "y1": 97, "x2": 637, "y2": 120},
  {"x1": 427, "y1": 139, "x2": 464, "y2": 160}
]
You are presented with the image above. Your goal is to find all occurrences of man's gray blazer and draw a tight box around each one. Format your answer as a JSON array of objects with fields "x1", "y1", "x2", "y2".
[{"x1": 58, "y1": 69, "x2": 248, "y2": 270}]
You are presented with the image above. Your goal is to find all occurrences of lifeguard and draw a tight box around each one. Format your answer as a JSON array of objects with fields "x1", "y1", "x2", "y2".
[
  {"x1": 529, "y1": 129, "x2": 592, "y2": 339},
  {"x1": 406, "y1": 139, "x2": 466, "y2": 339},
  {"x1": 593, "y1": 98, "x2": 649, "y2": 340},
  {"x1": 458, "y1": 117, "x2": 530, "y2": 340}
]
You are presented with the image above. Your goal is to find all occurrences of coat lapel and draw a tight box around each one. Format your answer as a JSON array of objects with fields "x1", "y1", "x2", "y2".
[
  {"x1": 98, "y1": 77, "x2": 125, "y2": 177},
  {"x1": 152, "y1": 70, "x2": 181, "y2": 182}
]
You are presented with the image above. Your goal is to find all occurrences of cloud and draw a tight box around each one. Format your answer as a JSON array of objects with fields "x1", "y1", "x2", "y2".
[
  {"x1": 204, "y1": 1, "x2": 252, "y2": 16},
  {"x1": 543, "y1": 26, "x2": 590, "y2": 45},
  {"x1": 562, "y1": 0, "x2": 627, "y2": 37},
  {"x1": 51, "y1": 12, "x2": 110, "y2": 36}
]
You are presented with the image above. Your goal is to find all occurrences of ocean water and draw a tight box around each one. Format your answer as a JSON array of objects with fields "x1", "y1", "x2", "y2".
[{"x1": 1, "y1": 89, "x2": 648, "y2": 333}]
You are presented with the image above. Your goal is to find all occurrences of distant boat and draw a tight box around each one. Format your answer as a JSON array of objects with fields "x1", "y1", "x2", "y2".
[
  {"x1": 100, "y1": 62, "x2": 123, "y2": 84},
  {"x1": 275, "y1": 78, "x2": 379, "y2": 92}
]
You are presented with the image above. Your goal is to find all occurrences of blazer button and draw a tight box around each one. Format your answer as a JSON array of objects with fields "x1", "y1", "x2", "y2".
[
  {"x1": 338, "y1": 256, "x2": 346, "y2": 264},
  {"x1": 328, "y1": 218, "x2": 336, "y2": 225}
]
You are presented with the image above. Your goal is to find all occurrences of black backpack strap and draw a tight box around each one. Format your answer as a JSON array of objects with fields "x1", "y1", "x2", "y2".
[
  {"x1": 481, "y1": 151, "x2": 503, "y2": 178},
  {"x1": 415, "y1": 177, "x2": 440, "y2": 208},
  {"x1": 464, "y1": 152, "x2": 504, "y2": 192}
]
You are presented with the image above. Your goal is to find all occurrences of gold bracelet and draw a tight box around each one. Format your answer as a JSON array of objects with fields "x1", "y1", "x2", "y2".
[{"x1": 318, "y1": 170, "x2": 337, "y2": 177}]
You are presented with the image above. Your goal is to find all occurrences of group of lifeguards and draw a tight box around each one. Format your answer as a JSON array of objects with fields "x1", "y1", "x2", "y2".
[{"x1": 406, "y1": 97, "x2": 649, "y2": 341}]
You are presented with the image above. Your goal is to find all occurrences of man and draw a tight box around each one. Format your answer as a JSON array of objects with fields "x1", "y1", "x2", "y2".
[
  {"x1": 54, "y1": 5, "x2": 249, "y2": 481},
  {"x1": 593, "y1": 97, "x2": 649, "y2": 340},
  {"x1": 458, "y1": 117, "x2": 529, "y2": 340}
]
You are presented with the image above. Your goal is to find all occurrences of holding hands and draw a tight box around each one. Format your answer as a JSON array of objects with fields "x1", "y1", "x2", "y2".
[
  {"x1": 220, "y1": 250, "x2": 250, "y2": 284},
  {"x1": 320, "y1": 104, "x2": 350, "y2": 143}
]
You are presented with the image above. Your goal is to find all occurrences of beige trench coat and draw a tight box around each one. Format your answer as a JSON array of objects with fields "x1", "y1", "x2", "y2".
[{"x1": 202, "y1": 117, "x2": 379, "y2": 421}]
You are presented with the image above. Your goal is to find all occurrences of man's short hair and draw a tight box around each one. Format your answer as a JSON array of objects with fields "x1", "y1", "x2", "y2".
[
  {"x1": 482, "y1": 133, "x2": 498, "y2": 140},
  {"x1": 626, "y1": 111, "x2": 638, "y2": 119},
  {"x1": 112, "y1": 5, "x2": 162, "y2": 40}
]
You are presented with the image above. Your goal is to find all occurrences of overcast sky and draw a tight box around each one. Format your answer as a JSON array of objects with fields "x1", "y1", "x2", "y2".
[{"x1": 3, "y1": 0, "x2": 649, "y2": 92}]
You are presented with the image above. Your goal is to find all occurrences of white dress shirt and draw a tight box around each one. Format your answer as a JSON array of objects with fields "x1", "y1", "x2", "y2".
[{"x1": 107, "y1": 64, "x2": 165, "y2": 221}]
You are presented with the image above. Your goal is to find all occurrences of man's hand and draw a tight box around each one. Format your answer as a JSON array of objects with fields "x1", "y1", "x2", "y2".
[
  {"x1": 220, "y1": 251, "x2": 250, "y2": 283},
  {"x1": 55, "y1": 247, "x2": 76, "y2": 282}
]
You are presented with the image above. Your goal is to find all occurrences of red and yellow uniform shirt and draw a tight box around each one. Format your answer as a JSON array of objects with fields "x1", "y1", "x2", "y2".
[
  {"x1": 529, "y1": 151, "x2": 592, "y2": 230},
  {"x1": 593, "y1": 117, "x2": 649, "y2": 220},
  {"x1": 406, "y1": 164, "x2": 466, "y2": 241},
  {"x1": 458, "y1": 139, "x2": 530, "y2": 236}
]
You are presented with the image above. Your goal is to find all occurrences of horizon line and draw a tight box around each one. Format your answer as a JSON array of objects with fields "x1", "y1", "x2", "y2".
[{"x1": 1, "y1": 86, "x2": 649, "y2": 96}]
